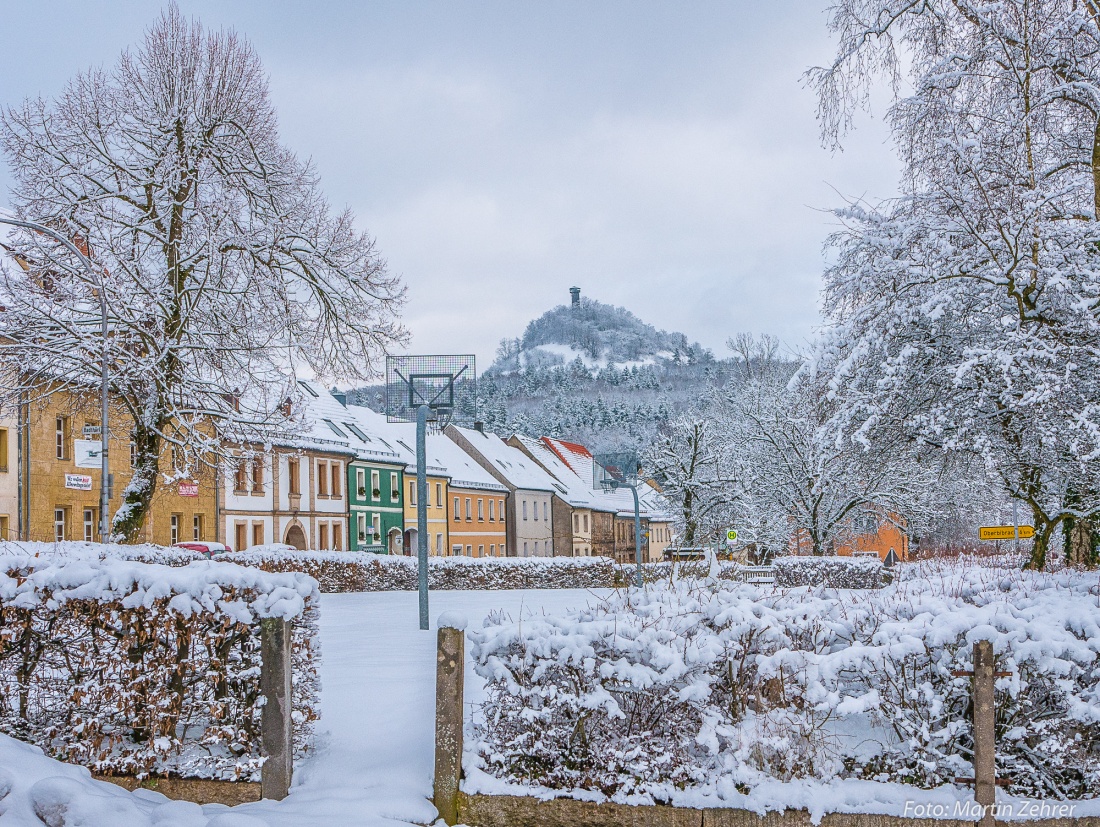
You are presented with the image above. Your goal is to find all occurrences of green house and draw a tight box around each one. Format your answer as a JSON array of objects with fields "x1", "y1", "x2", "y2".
[{"x1": 348, "y1": 458, "x2": 405, "y2": 553}]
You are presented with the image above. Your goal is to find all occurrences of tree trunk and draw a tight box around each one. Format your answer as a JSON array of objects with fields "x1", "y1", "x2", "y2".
[
  {"x1": 112, "y1": 419, "x2": 161, "y2": 542},
  {"x1": 682, "y1": 488, "x2": 696, "y2": 546},
  {"x1": 1025, "y1": 505, "x2": 1056, "y2": 571}
]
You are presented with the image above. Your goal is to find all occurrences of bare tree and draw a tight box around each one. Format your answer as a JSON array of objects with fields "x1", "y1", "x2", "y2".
[{"x1": 0, "y1": 6, "x2": 405, "y2": 539}]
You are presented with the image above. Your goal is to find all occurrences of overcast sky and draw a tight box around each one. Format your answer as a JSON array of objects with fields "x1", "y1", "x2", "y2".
[{"x1": 0, "y1": 1, "x2": 900, "y2": 368}]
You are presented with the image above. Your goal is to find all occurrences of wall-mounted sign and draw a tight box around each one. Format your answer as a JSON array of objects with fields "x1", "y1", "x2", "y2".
[
  {"x1": 65, "y1": 474, "x2": 93, "y2": 491},
  {"x1": 178, "y1": 482, "x2": 199, "y2": 497},
  {"x1": 74, "y1": 439, "x2": 104, "y2": 469}
]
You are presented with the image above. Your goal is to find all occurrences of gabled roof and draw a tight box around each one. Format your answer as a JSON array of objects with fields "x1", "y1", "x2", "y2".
[{"x1": 449, "y1": 426, "x2": 558, "y2": 493}]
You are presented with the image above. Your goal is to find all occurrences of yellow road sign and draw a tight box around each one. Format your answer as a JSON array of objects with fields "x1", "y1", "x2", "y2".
[{"x1": 979, "y1": 525, "x2": 1035, "y2": 541}]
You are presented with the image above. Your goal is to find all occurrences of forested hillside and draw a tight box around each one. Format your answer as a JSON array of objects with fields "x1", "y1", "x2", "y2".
[{"x1": 351, "y1": 296, "x2": 746, "y2": 451}]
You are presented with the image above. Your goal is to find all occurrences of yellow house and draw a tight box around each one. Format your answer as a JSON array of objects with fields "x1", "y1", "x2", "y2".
[{"x1": 14, "y1": 387, "x2": 217, "y2": 545}]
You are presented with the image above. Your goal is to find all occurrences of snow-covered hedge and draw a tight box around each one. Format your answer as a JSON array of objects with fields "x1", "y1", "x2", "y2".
[
  {"x1": 235, "y1": 546, "x2": 616, "y2": 592},
  {"x1": 0, "y1": 553, "x2": 320, "y2": 781},
  {"x1": 0, "y1": 539, "x2": 204, "y2": 566},
  {"x1": 772, "y1": 555, "x2": 887, "y2": 588},
  {"x1": 469, "y1": 559, "x2": 1100, "y2": 802}
]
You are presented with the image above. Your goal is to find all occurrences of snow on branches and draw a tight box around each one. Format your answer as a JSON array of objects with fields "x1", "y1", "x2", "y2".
[
  {"x1": 0, "y1": 552, "x2": 320, "y2": 780},
  {"x1": 470, "y1": 560, "x2": 1100, "y2": 801},
  {"x1": 0, "y1": 5, "x2": 405, "y2": 539}
]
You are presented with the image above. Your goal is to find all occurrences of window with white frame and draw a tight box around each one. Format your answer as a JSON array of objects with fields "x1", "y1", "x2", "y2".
[
  {"x1": 391, "y1": 472, "x2": 399, "y2": 501},
  {"x1": 489, "y1": 499, "x2": 495, "y2": 521},
  {"x1": 372, "y1": 513, "x2": 381, "y2": 544},
  {"x1": 170, "y1": 514, "x2": 180, "y2": 545},
  {"x1": 357, "y1": 512, "x2": 367, "y2": 543},
  {"x1": 371, "y1": 470, "x2": 380, "y2": 501},
  {"x1": 356, "y1": 468, "x2": 366, "y2": 499},
  {"x1": 83, "y1": 508, "x2": 96, "y2": 543}
]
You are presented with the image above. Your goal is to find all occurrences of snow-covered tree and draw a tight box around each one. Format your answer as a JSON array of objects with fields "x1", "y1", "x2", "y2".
[
  {"x1": 809, "y1": 0, "x2": 1100, "y2": 568},
  {"x1": 0, "y1": 6, "x2": 405, "y2": 539}
]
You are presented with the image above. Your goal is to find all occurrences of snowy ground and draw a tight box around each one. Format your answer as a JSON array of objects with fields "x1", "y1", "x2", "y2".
[{"x1": 0, "y1": 588, "x2": 611, "y2": 826}]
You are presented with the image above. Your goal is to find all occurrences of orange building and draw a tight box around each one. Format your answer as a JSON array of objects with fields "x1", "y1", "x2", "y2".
[{"x1": 790, "y1": 505, "x2": 910, "y2": 561}]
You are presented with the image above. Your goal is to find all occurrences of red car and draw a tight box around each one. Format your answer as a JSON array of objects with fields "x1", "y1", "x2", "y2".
[{"x1": 172, "y1": 542, "x2": 232, "y2": 557}]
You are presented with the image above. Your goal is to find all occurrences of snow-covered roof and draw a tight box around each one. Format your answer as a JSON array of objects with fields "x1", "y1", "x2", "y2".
[
  {"x1": 510, "y1": 435, "x2": 598, "y2": 508},
  {"x1": 350, "y1": 407, "x2": 505, "y2": 491},
  {"x1": 539, "y1": 436, "x2": 656, "y2": 518},
  {"x1": 449, "y1": 426, "x2": 559, "y2": 493}
]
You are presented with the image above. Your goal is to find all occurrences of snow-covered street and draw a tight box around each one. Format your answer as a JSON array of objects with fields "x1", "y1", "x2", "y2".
[{"x1": 239, "y1": 589, "x2": 612, "y2": 827}]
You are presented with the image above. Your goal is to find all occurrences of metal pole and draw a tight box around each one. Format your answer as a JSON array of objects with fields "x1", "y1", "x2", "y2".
[
  {"x1": 416, "y1": 404, "x2": 430, "y2": 630},
  {"x1": 1012, "y1": 500, "x2": 1019, "y2": 556},
  {"x1": 0, "y1": 217, "x2": 110, "y2": 544},
  {"x1": 630, "y1": 483, "x2": 642, "y2": 588}
]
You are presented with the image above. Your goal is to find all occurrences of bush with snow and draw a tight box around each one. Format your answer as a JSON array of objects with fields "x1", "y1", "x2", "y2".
[
  {"x1": 0, "y1": 551, "x2": 320, "y2": 781},
  {"x1": 772, "y1": 555, "x2": 887, "y2": 589},
  {"x1": 235, "y1": 546, "x2": 616, "y2": 592},
  {"x1": 469, "y1": 559, "x2": 1100, "y2": 801}
]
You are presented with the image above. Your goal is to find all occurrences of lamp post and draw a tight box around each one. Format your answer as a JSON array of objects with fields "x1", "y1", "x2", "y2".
[
  {"x1": 0, "y1": 216, "x2": 111, "y2": 544},
  {"x1": 601, "y1": 477, "x2": 643, "y2": 588}
]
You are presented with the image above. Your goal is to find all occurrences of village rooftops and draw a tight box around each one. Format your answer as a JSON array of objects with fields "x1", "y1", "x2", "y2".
[{"x1": 448, "y1": 426, "x2": 560, "y2": 493}]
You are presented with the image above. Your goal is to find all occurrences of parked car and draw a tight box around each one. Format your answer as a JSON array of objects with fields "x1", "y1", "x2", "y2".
[{"x1": 172, "y1": 541, "x2": 231, "y2": 557}]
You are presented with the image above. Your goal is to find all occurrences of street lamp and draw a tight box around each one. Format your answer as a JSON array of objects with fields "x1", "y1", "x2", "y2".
[
  {"x1": 0, "y1": 216, "x2": 111, "y2": 544},
  {"x1": 595, "y1": 451, "x2": 644, "y2": 589}
]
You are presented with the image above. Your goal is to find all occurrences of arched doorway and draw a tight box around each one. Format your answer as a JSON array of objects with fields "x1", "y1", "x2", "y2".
[
  {"x1": 388, "y1": 527, "x2": 402, "y2": 555},
  {"x1": 284, "y1": 523, "x2": 307, "y2": 550}
]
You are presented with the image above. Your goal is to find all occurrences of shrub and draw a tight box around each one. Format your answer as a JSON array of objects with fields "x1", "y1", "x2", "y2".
[
  {"x1": 0, "y1": 552, "x2": 320, "y2": 781},
  {"x1": 470, "y1": 560, "x2": 1100, "y2": 800},
  {"x1": 772, "y1": 555, "x2": 887, "y2": 588}
]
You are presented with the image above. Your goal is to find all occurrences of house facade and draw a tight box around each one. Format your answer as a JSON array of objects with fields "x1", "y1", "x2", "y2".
[
  {"x1": 447, "y1": 425, "x2": 561, "y2": 556},
  {"x1": 14, "y1": 387, "x2": 217, "y2": 545}
]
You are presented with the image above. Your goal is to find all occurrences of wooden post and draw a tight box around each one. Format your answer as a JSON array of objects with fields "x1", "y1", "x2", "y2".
[
  {"x1": 434, "y1": 615, "x2": 466, "y2": 826},
  {"x1": 973, "y1": 640, "x2": 996, "y2": 827},
  {"x1": 260, "y1": 616, "x2": 293, "y2": 801}
]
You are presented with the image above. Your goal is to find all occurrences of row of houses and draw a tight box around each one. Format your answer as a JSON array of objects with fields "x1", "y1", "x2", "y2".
[{"x1": 0, "y1": 379, "x2": 674, "y2": 562}]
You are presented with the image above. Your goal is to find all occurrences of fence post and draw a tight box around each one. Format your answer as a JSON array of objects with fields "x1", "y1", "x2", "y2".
[
  {"x1": 260, "y1": 616, "x2": 293, "y2": 801},
  {"x1": 434, "y1": 613, "x2": 467, "y2": 826},
  {"x1": 973, "y1": 639, "x2": 996, "y2": 826}
]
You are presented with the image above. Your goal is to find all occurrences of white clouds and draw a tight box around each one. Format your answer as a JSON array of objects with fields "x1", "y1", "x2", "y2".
[{"x1": 0, "y1": 0, "x2": 902, "y2": 365}]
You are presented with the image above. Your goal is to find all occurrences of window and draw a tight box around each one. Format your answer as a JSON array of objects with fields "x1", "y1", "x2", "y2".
[
  {"x1": 345, "y1": 422, "x2": 370, "y2": 442},
  {"x1": 0, "y1": 515, "x2": 7, "y2": 540},
  {"x1": 193, "y1": 514, "x2": 205, "y2": 541},
  {"x1": 499, "y1": 500, "x2": 505, "y2": 522},
  {"x1": 298, "y1": 380, "x2": 320, "y2": 397},
  {"x1": 130, "y1": 441, "x2": 137, "y2": 468},
  {"x1": 573, "y1": 514, "x2": 578, "y2": 532},
  {"x1": 452, "y1": 545, "x2": 463, "y2": 556},
  {"x1": 171, "y1": 514, "x2": 181, "y2": 545},
  {"x1": 543, "y1": 502, "x2": 548, "y2": 521},
  {"x1": 55, "y1": 417, "x2": 69, "y2": 460},
  {"x1": 371, "y1": 470, "x2": 380, "y2": 501},
  {"x1": 522, "y1": 500, "x2": 528, "y2": 520},
  {"x1": 54, "y1": 508, "x2": 68, "y2": 542},
  {"x1": 453, "y1": 497, "x2": 460, "y2": 520},
  {"x1": 319, "y1": 522, "x2": 329, "y2": 550},
  {"x1": 523, "y1": 542, "x2": 528, "y2": 556},
  {"x1": 235, "y1": 460, "x2": 248, "y2": 493},
  {"x1": 0, "y1": 427, "x2": 8, "y2": 472},
  {"x1": 478, "y1": 544, "x2": 484, "y2": 558},
  {"x1": 317, "y1": 461, "x2": 329, "y2": 496},
  {"x1": 235, "y1": 522, "x2": 247, "y2": 552},
  {"x1": 288, "y1": 458, "x2": 301, "y2": 495},
  {"x1": 391, "y1": 473, "x2": 399, "y2": 501},
  {"x1": 435, "y1": 483, "x2": 443, "y2": 507},
  {"x1": 409, "y1": 480, "x2": 417, "y2": 506},
  {"x1": 252, "y1": 522, "x2": 264, "y2": 547},
  {"x1": 332, "y1": 523, "x2": 342, "y2": 550},
  {"x1": 356, "y1": 468, "x2": 366, "y2": 498},
  {"x1": 478, "y1": 499, "x2": 484, "y2": 521},
  {"x1": 489, "y1": 499, "x2": 495, "y2": 521},
  {"x1": 372, "y1": 513, "x2": 381, "y2": 544},
  {"x1": 583, "y1": 514, "x2": 589, "y2": 532},
  {"x1": 323, "y1": 419, "x2": 346, "y2": 437},
  {"x1": 357, "y1": 512, "x2": 367, "y2": 543},
  {"x1": 84, "y1": 508, "x2": 97, "y2": 543},
  {"x1": 331, "y1": 463, "x2": 342, "y2": 497},
  {"x1": 251, "y1": 460, "x2": 264, "y2": 494},
  {"x1": 489, "y1": 543, "x2": 495, "y2": 556},
  {"x1": 466, "y1": 545, "x2": 472, "y2": 556},
  {"x1": 465, "y1": 498, "x2": 472, "y2": 521},
  {"x1": 436, "y1": 534, "x2": 443, "y2": 555}
]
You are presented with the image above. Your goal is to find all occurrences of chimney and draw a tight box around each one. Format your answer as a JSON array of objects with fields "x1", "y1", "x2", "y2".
[
  {"x1": 474, "y1": 421, "x2": 485, "y2": 433},
  {"x1": 330, "y1": 387, "x2": 347, "y2": 407},
  {"x1": 569, "y1": 287, "x2": 580, "y2": 308}
]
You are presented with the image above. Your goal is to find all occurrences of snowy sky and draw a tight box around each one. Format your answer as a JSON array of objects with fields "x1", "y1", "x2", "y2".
[{"x1": 0, "y1": 1, "x2": 900, "y2": 368}]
